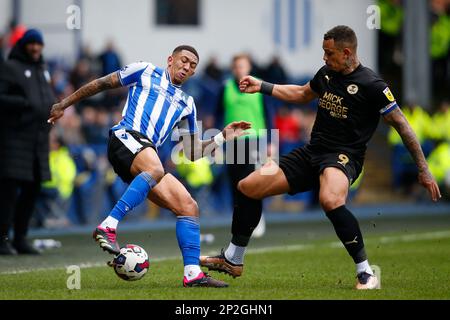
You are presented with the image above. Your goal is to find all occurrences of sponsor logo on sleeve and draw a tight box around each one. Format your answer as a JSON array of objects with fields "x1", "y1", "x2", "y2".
[{"x1": 383, "y1": 87, "x2": 395, "y2": 102}]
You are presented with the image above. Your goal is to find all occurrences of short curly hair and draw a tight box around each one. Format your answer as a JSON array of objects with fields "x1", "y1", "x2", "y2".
[
  {"x1": 172, "y1": 45, "x2": 199, "y2": 61},
  {"x1": 324, "y1": 25, "x2": 357, "y2": 50}
]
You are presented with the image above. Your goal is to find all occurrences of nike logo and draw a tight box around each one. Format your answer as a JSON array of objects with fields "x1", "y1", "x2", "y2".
[
  {"x1": 344, "y1": 236, "x2": 358, "y2": 245},
  {"x1": 121, "y1": 133, "x2": 128, "y2": 140}
]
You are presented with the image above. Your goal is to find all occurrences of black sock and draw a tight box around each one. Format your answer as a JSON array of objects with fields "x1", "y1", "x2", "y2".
[
  {"x1": 326, "y1": 205, "x2": 367, "y2": 263},
  {"x1": 231, "y1": 190, "x2": 262, "y2": 247}
]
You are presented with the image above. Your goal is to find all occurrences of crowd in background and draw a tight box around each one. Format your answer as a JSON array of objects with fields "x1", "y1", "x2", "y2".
[
  {"x1": 379, "y1": 0, "x2": 450, "y2": 201},
  {"x1": 0, "y1": 0, "x2": 448, "y2": 230}
]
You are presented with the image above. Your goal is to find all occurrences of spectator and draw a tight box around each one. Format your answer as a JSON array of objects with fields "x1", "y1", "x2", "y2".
[
  {"x1": 215, "y1": 53, "x2": 273, "y2": 238},
  {"x1": 264, "y1": 55, "x2": 288, "y2": 85},
  {"x1": 427, "y1": 141, "x2": 450, "y2": 200},
  {"x1": 430, "y1": 0, "x2": 450, "y2": 104},
  {"x1": 274, "y1": 105, "x2": 301, "y2": 155},
  {"x1": 429, "y1": 100, "x2": 450, "y2": 141},
  {"x1": 34, "y1": 130, "x2": 76, "y2": 228},
  {"x1": 377, "y1": 0, "x2": 403, "y2": 76},
  {"x1": 0, "y1": 29, "x2": 55, "y2": 254},
  {"x1": 70, "y1": 58, "x2": 95, "y2": 91},
  {"x1": 98, "y1": 40, "x2": 125, "y2": 108},
  {"x1": 98, "y1": 40, "x2": 122, "y2": 77},
  {"x1": 6, "y1": 20, "x2": 26, "y2": 49},
  {"x1": 204, "y1": 56, "x2": 223, "y2": 82}
]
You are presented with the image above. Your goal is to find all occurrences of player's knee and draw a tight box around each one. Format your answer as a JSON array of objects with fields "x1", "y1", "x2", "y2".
[
  {"x1": 238, "y1": 179, "x2": 261, "y2": 200},
  {"x1": 319, "y1": 194, "x2": 345, "y2": 212},
  {"x1": 147, "y1": 166, "x2": 165, "y2": 183},
  {"x1": 181, "y1": 196, "x2": 199, "y2": 217}
]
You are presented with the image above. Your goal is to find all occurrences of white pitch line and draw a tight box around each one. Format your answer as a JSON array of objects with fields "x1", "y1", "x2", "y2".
[
  {"x1": 1, "y1": 230, "x2": 449, "y2": 275},
  {"x1": 378, "y1": 230, "x2": 450, "y2": 243},
  {"x1": 0, "y1": 256, "x2": 181, "y2": 275}
]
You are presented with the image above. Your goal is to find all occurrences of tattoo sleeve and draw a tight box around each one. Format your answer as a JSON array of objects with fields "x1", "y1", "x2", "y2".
[
  {"x1": 60, "y1": 72, "x2": 121, "y2": 109},
  {"x1": 384, "y1": 108, "x2": 428, "y2": 172}
]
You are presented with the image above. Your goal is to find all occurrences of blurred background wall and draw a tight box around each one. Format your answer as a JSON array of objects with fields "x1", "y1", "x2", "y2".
[{"x1": 2, "y1": 0, "x2": 376, "y2": 75}]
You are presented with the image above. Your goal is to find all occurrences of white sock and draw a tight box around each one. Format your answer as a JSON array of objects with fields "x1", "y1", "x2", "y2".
[
  {"x1": 100, "y1": 216, "x2": 119, "y2": 229},
  {"x1": 224, "y1": 242, "x2": 246, "y2": 265},
  {"x1": 184, "y1": 265, "x2": 202, "y2": 281},
  {"x1": 356, "y1": 260, "x2": 374, "y2": 275}
]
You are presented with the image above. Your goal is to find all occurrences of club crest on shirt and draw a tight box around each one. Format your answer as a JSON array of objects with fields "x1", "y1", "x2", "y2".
[
  {"x1": 383, "y1": 87, "x2": 395, "y2": 102},
  {"x1": 44, "y1": 70, "x2": 51, "y2": 83},
  {"x1": 347, "y1": 84, "x2": 358, "y2": 95}
]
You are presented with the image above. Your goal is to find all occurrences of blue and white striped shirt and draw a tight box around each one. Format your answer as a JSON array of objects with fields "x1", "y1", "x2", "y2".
[{"x1": 112, "y1": 61, "x2": 198, "y2": 148}]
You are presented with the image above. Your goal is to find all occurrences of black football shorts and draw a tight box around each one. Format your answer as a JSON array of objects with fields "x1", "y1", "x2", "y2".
[
  {"x1": 278, "y1": 144, "x2": 363, "y2": 195},
  {"x1": 107, "y1": 128, "x2": 157, "y2": 183}
]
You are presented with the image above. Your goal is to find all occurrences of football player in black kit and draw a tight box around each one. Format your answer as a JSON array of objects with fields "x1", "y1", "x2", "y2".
[{"x1": 200, "y1": 25, "x2": 441, "y2": 289}]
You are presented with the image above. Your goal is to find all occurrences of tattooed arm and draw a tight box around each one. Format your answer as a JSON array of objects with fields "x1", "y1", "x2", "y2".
[
  {"x1": 383, "y1": 107, "x2": 441, "y2": 201},
  {"x1": 182, "y1": 121, "x2": 251, "y2": 161},
  {"x1": 48, "y1": 72, "x2": 121, "y2": 124}
]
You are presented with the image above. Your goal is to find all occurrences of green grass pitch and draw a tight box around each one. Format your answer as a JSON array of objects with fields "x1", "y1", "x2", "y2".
[{"x1": 1, "y1": 213, "x2": 449, "y2": 300}]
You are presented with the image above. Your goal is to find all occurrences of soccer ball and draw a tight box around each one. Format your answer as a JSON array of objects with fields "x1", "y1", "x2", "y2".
[{"x1": 111, "y1": 244, "x2": 150, "y2": 281}]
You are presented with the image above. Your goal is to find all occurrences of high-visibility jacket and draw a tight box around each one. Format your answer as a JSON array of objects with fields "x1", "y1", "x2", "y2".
[
  {"x1": 430, "y1": 14, "x2": 450, "y2": 59},
  {"x1": 176, "y1": 152, "x2": 214, "y2": 189},
  {"x1": 42, "y1": 147, "x2": 77, "y2": 199},
  {"x1": 428, "y1": 142, "x2": 450, "y2": 184},
  {"x1": 378, "y1": 0, "x2": 403, "y2": 36}
]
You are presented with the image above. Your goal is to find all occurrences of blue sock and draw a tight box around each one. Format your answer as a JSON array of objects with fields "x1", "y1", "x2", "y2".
[
  {"x1": 176, "y1": 216, "x2": 200, "y2": 266},
  {"x1": 109, "y1": 172, "x2": 157, "y2": 222}
]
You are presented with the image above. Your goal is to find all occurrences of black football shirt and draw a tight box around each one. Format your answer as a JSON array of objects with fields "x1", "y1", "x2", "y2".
[{"x1": 308, "y1": 64, "x2": 398, "y2": 159}]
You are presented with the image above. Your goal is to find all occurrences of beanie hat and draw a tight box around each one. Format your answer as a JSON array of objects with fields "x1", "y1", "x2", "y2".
[{"x1": 19, "y1": 29, "x2": 44, "y2": 46}]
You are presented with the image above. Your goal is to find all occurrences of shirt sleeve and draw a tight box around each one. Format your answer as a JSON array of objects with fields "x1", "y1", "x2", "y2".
[
  {"x1": 117, "y1": 61, "x2": 150, "y2": 87},
  {"x1": 308, "y1": 66, "x2": 325, "y2": 94},
  {"x1": 369, "y1": 80, "x2": 399, "y2": 115},
  {"x1": 177, "y1": 100, "x2": 199, "y2": 136}
]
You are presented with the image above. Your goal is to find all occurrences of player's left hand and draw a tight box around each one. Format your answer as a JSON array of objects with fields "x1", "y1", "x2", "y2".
[
  {"x1": 418, "y1": 169, "x2": 442, "y2": 202},
  {"x1": 222, "y1": 121, "x2": 252, "y2": 141}
]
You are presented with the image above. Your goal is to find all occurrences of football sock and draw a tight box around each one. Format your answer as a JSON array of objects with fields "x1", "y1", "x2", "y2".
[
  {"x1": 356, "y1": 260, "x2": 374, "y2": 276},
  {"x1": 105, "y1": 172, "x2": 157, "y2": 225},
  {"x1": 184, "y1": 265, "x2": 202, "y2": 281},
  {"x1": 100, "y1": 216, "x2": 119, "y2": 229},
  {"x1": 224, "y1": 242, "x2": 246, "y2": 265},
  {"x1": 325, "y1": 205, "x2": 367, "y2": 264},
  {"x1": 231, "y1": 190, "x2": 262, "y2": 246},
  {"x1": 176, "y1": 216, "x2": 201, "y2": 271}
]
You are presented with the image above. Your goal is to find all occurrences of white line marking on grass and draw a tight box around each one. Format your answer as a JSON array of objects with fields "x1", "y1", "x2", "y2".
[
  {"x1": 0, "y1": 256, "x2": 181, "y2": 275},
  {"x1": 2, "y1": 230, "x2": 449, "y2": 275},
  {"x1": 378, "y1": 230, "x2": 450, "y2": 243}
]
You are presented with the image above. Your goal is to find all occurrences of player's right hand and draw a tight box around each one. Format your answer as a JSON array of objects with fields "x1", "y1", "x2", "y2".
[
  {"x1": 47, "y1": 102, "x2": 65, "y2": 124},
  {"x1": 418, "y1": 169, "x2": 442, "y2": 202},
  {"x1": 239, "y1": 76, "x2": 262, "y2": 94}
]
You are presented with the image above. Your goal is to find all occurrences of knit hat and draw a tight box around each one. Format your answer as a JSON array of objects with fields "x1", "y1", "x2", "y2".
[{"x1": 19, "y1": 29, "x2": 44, "y2": 46}]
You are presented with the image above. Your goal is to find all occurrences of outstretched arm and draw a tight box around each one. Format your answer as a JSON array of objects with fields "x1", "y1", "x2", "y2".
[
  {"x1": 239, "y1": 75, "x2": 318, "y2": 104},
  {"x1": 182, "y1": 121, "x2": 252, "y2": 161},
  {"x1": 383, "y1": 107, "x2": 441, "y2": 201},
  {"x1": 48, "y1": 72, "x2": 121, "y2": 124}
]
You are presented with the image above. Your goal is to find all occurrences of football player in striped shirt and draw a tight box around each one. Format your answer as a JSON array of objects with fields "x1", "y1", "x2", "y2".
[{"x1": 49, "y1": 45, "x2": 251, "y2": 287}]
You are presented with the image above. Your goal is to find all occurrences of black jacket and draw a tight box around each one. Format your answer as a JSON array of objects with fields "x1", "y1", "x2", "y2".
[{"x1": 0, "y1": 43, "x2": 55, "y2": 182}]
